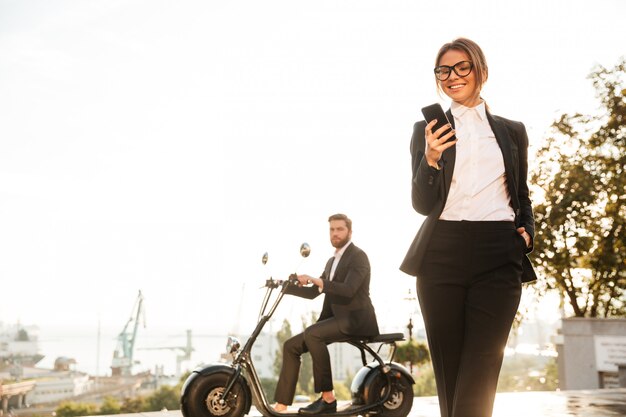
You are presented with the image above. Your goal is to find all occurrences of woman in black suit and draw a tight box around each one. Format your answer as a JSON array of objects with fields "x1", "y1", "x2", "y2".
[{"x1": 400, "y1": 38, "x2": 536, "y2": 417}]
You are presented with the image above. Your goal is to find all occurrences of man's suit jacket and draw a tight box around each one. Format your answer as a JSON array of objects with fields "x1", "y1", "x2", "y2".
[
  {"x1": 400, "y1": 109, "x2": 537, "y2": 283},
  {"x1": 287, "y1": 243, "x2": 380, "y2": 337}
]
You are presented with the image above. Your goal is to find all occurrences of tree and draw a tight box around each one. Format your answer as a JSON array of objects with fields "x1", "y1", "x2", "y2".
[
  {"x1": 266, "y1": 318, "x2": 293, "y2": 402},
  {"x1": 273, "y1": 319, "x2": 292, "y2": 377},
  {"x1": 395, "y1": 340, "x2": 430, "y2": 374},
  {"x1": 260, "y1": 377, "x2": 278, "y2": 402},
  {"x1": 530, "y1": 57, "x2": 626, "y2": 317}
]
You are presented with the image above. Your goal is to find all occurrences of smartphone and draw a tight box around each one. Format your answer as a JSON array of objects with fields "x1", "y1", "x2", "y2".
[{"x1": 421, "y1": 103, "x2": 456, "y2": 142}]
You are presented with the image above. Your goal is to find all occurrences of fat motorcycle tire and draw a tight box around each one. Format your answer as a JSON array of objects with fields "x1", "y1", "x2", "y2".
[
  {"x1": 185, "y1": 373, "x2": 248, "y2": 417},
  {"x1": 366, "y1": 374, "x2": 414, "y2": 417}
]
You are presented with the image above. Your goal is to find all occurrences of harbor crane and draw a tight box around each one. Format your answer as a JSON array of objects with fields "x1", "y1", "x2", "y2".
[
  {"x1": 139, "y1": 329, "x2": 194, "y2": 377},
  {"x1": 111, "y1": 290, "x2": 146, "y2": 376}
]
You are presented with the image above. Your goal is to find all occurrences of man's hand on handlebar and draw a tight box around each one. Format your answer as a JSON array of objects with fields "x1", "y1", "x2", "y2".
[
  {"x1": 292, "y1": 274, "x2": 308, "y2": 286},
  {"x1": 296, "y1": 274, "x2": 324, "y2": 291}
]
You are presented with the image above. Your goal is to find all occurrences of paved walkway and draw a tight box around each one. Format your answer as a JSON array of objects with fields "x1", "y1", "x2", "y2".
[
  {"x1": 100, "y1": 388, "x2": 626, "y2": 417},
  {"x1": 409, "y1": 389, "x2": 626, "y2": 416}
]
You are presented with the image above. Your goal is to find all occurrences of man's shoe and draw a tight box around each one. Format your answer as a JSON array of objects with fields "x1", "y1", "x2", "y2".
[{"x1": 298, "y1": 397, "x2": 337, "y2": 415}]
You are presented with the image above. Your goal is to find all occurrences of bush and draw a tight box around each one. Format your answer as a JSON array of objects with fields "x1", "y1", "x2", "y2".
[
  {"x1": 412, "y1": 364, "x2": 437, "y2": 397},
  {"x1": 146, "y1": 385, "x2": 180, "y2": 411},
  {"x1": 55, "y1": 401, "x2": 98, "y2": 417},
  {"x1": 333, "y1": 380, "x2": 351, "y2": 401},
  {"x1": 97, "y1": 396, "x2": 121, "y2": 415},
  {"x1": 120, "y1": 396, "x2": 146, "y2": 413}
]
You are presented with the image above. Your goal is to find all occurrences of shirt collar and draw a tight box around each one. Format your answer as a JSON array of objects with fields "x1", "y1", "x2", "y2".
[{"x1": 450, "y1": 100, "x2": 487, "y2": 121}]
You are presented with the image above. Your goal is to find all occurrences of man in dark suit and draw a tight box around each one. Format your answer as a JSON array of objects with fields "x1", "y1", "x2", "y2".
[{"x1": 273, "y1": 213, "x2": 379, "y2": 415}]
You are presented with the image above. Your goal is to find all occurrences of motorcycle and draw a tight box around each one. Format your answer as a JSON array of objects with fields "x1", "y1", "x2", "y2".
[{"x1": 180, "y1": 243, "x2": 414, "y2": 417}]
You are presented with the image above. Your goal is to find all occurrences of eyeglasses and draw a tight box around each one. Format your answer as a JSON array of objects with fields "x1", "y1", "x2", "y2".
[{"x1": 433, "y1": 61, "x2": 473, "y2": 81}]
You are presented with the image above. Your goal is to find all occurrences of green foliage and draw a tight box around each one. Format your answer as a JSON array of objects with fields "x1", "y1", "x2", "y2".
[
  {"x1": 497, "y1": 355, "x2": 558, "y2": 392},
  {"x1": 55, "y1": 401, "x2": 98, "y2": 417},
  {"x1": 333, "y1": 379, "x2": 351, "y2": 400},
  {"x1": 178, "y1": 370, "x2": 192, "y2": 387},
  {"x1": 395, "y1": 341, "x2": 434, "y2": 396},
  {"x1": 272, "y1": 313, "x2": 318, "y2": 397},
  {"x1": 412, "y1": 363, "x2": 437, "y2": 397},
  {"x1": 273, "y1": 319, "x2": 292, "y2": 377},
  {"x1": 338, "y1": 369, "x2": 354, "y2": 400},
  {"x1": 54, "y1": 383, "x2": 182, "y2": 415},
  {"x1": 531, "y1": 57, "x2": 626, "y2": 317},
  {"x1": 544, "y1": 356, "x2": 559, "y2": 388},
  {"x1": 120, "y1": 396, "x2": 146, "y2": 414},
  {"x1": 410, "y1": 355, "x2": 560, "y2": 396},
  {"x1": 260, "y1": 377, "x2": 278, "y2": 402},
  {"x1": 97, "y1": 396, "x2": 121, "y2": 415},
  {"x1": 146, "y1": 385, "x2": 180, "y2": 411},
  {"x1": 395, "y1": 340, "x2": 430, "y2": 373}
]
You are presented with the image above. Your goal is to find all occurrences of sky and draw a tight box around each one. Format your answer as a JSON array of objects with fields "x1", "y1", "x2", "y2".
[{"x1": 1, "y1": 0, "x2": 625, "y2": 345}]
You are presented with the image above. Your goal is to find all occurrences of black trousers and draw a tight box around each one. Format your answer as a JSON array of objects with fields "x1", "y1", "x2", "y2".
[
  {"x1": 417, "y1": 220, "x2": 523, "y2": 417},
  {"x1": 274, "y1": 317, "x2": 348, "y2": 405}
]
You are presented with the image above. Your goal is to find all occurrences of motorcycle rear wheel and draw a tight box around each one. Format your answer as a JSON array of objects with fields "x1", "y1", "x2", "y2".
[
  {"x1": 365, "y1": 375, "x2": 413, "y2": 417},
  {"x1": 184, "y1": 373, "x2": 249, "y2": 417}
]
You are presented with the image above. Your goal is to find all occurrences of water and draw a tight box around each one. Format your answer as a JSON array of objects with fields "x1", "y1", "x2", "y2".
[{"x1": 36, "y1": 326, "x2": 230, "y2": 377}]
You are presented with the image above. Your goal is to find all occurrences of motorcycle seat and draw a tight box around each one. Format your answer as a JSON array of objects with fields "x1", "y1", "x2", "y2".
[{"x1": 358, "y1": 333, "x2": 405, "y2": 344}]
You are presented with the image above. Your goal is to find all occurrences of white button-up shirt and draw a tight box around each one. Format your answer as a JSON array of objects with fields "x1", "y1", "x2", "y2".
[
  {"x1": 439, "y1": 101, "x2": 515, "y2": 222},
  {"x1": 329, "y1": 241, "x2": 351, "y2": 281}
]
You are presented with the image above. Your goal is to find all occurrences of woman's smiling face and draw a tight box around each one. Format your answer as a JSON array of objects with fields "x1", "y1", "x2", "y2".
[{"x1": 437, "y1": 49, "x2": 481, "y2": 107}]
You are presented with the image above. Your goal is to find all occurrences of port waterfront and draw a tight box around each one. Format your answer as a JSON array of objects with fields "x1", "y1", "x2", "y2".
[{"x1": 89, "y1": 389, "x2": 626, "y2": 417}]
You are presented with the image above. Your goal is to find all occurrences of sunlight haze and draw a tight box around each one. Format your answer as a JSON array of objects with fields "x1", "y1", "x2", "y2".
[{"x1": 1, "y1": 0, "x2": 624, "y2": 373}]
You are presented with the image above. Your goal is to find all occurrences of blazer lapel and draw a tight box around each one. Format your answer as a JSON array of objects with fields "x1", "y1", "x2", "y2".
[
  {"x1": 442, "y1": 109, "x2": 456, "y2": 200},
  {"x1": 323, "y1": 257, "x2": 333, "y2": 280}
]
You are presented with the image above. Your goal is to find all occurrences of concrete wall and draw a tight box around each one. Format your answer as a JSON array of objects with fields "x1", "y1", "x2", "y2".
[{"x1": 558, "y1": 318, "x2": 626, "y2": 390}]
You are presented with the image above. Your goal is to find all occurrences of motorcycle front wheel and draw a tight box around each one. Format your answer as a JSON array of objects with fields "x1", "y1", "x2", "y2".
[{"x1": 184, "y1": 373, "x2": 249, "y2": 417}]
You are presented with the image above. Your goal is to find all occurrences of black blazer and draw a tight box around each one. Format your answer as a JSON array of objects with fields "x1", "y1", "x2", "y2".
[
  {"x1": 287, "y1": 243, "x2": 380, "y2": 337},
  {"x1": 400, "y1": 109, "x2": 537, "y2": 283}
]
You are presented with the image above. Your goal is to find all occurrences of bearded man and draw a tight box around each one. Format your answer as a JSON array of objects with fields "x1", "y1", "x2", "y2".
[{"x1": 273, "y1": 213, "x2": 379, "y2": 415}]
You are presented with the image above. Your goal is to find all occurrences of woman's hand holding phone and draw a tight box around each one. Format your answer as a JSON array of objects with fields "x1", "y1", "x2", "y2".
[
  {"x1": 421, "y1": 103, "x2": 457, "y2": 169},
  {"x1": 424, "y1": 119, "x2": 457, "y2": 169}
]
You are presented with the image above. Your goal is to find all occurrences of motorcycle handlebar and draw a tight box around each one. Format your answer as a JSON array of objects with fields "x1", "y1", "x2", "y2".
[{"x1": 265, "y1": 274, "x2": 299, "y2": 289}]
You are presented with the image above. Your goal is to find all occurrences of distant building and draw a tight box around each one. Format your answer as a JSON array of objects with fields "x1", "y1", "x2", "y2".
[
  {"x1": 249, "y1": 332, "x2": 275, "y2": 378},
  {"x1": 0, "y1": 365, "x2": 93, "y2": 408},
  {"x1": 0, "y1": 322, "x2": 44, "y2": 367},
  {"x1": 555, "y1": 318, "x2": 626, "y2": 390},
  {"x1": 29, "y1": 371, "x2": 94, "y2": 404}
]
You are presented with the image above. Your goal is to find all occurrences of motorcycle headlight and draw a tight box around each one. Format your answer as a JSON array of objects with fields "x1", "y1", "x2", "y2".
[{"x1": 226, "y1": 336, "x2": 241, "y2": 357}]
